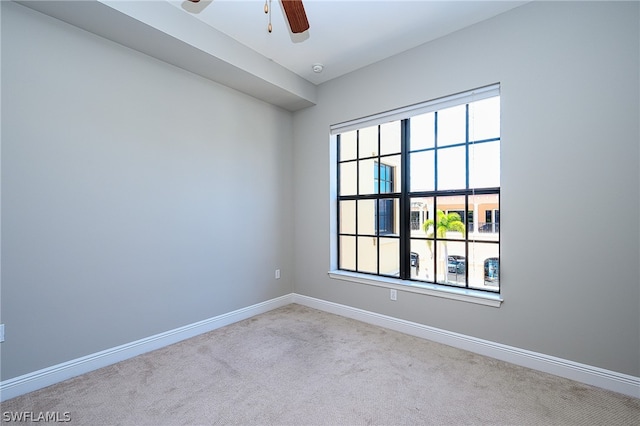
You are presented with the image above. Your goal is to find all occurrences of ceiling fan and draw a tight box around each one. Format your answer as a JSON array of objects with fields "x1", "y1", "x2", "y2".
[{"x1": 186, "y1": 0, "x2": 310, "y2": 34}]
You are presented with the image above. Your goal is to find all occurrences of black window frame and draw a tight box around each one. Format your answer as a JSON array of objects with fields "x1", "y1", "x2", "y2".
[{"x1": 336, "y1": 85, "x2": 501, "y2": 293}]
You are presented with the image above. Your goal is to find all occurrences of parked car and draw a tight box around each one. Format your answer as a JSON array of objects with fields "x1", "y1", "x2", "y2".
[
  {"x1": 479, "y1": 223, "x2": 500, "y2": 233},
  {"x1": 484, "y1": 257, "x2": 499, "y2": 282},
  {"x1": 447, "y1": 255, "x2": 465, "y2": 274}
]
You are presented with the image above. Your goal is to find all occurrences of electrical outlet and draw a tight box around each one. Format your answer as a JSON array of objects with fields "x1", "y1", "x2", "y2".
[
  {"x1": 390, "y1": 289, "x2": 397, "y2": 301},
  {"x1": 275, "y1": 269, "x2": 281, "y2": 279},
  {"x1": 0, "y1": 324, "x2": 5, "y2": 343}
]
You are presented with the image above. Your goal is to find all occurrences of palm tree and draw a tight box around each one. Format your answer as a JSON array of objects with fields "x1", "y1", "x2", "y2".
[{"x1": 422, "y1": 210, "x2": 466, "y2": 281}]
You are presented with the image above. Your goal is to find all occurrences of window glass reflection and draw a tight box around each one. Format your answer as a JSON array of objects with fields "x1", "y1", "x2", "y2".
[
  {"x1": 437, "y1": 146, "x2": 466, "y2": 190},
  {"x1": 339, "y1": 236, "x2": 356, "y2": 271},
  {"x1": 410, "y1": 112, "x2": 435, "y2": 150},
  {"x1": 339, "y1": 200, "x2": 356, "y2": 234},
  {"x1": 357, "y1": 236, "x2": 377, "y2": 274},
  {"x1": 467, "y1": 242, "x2": 499, "y2": 290},
  {"x1": 359, "y1": 158, "x2": 376, "y2": 195},
  {"x1": 339, "y1": 131, "x2": 357, "y2": 161},
  {"x1": 410, "y1": 151, "x2": 434, "y2": 192},
  {"x1": 380, "y1": 121, "x2": 401, "y2": 155},
  {"x1": 469, "y1": 97, "x2": 500, "y2": 142},
  {"x1": 469, "y1": 141, "x2": 500, "y2": 188},
  {"x1": 339, "y1": 162, "x2": 357, "y2": 196},
  {"x1": 358, "y1": 125, "x2": 378, "y2": 158},
  {"x1": 437, "y1": 104, "x2": 466, "y2": 146},
  {"x1": 357, "y1": 199, "x2": 376, "y2": 235},
  {"x1": 379, "y1": 237, "x2": 400, "y2": 277}
]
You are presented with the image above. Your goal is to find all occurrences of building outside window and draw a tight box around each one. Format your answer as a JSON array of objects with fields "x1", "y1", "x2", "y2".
[
  {"x1": 374, "y1": 162, "x2": 395, "y2": 235},
  {"x1": 335, "y1": 84, "x2": 500, "y2": 292}
]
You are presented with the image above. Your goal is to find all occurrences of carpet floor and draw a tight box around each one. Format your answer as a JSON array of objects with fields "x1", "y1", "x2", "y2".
[{"x1": 2, "y1": 304, "x2": 639, "y2": 425}]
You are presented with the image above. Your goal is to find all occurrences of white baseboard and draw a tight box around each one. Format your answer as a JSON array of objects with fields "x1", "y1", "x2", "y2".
[
  {"x1": 0, "y1": 294, "x2": 294, "y2": 402},
  {"x1": 292, "y1": 294, "x2": 640, "y2": 399},
  {"x1": 3, "y1": 293, "x2": 638, "y2": 402}
]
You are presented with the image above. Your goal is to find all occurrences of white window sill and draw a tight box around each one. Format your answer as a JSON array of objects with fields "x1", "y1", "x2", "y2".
[{"x1": 328, "y1": 270, "x2": 503, "y2": 308}]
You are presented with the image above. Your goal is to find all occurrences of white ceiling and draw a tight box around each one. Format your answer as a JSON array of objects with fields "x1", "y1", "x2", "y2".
[
  {"x1": 19, "y1": 0, "x2": 529, "y2": 110},
  {"x1": 169, "y1": 0, "x2": 529, "y2": 85}
]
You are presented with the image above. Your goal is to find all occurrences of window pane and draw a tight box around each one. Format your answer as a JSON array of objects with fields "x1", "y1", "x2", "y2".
[
  {"x1": 357, "y1": 199, "x2": 376, "y2": 235},
  {"x1": 359, "y1": 158, "x2": 376, "y2": 195},
  {"x1": 410, "y1": 112, "x2": 435, "y2": 150},
  {"x1": 339, "y1": 200, "x2": 356, "y2": 234},
  {"x1": 380, "y1": 121, "x2": 401, "y2": 155},
  {"x1": 410, "y1": 196, "x2": 434, "y2": 237},
  {"x1": 339, "y1": 236, "x2": 356, "y2": 270},
  {"x1": 434, "y1": 195, "x2": 467, "y2": 240},
  {"x1": 437, "y1": 146, "x2": 466, "y2": 190},
  {"x1": 466, "y1": 210, "x2": 475, "y2": 234},
  {"x1": 339, "y1": 130, "x2": 357, "y2": 161},
  {"x1": 432, "y1": 240, "x2": 450, "y2": 285},
  {"x1": 377, "y1": 198, "x2": 398, "y2": 235},
  {"x1": 444, "y1": 241, "x2": 466, "y2": 286},
  {"x1": 469, "y1": 141, "x2": 500, "y2": 188},
  {"x1": 470, "y1": 193, "x2": 499, "y2": 241},
  {"x1": 358, "y1": 125, "x2": 378, "y2": 158},
  {"x1": 357, "y1": 236, "x2": 377, "y2": 274},
  {"x1": 379, "y1": 237, "x2": 399, "y2": 277},
  {"x1": 375, "y1": 162, "x2": 392, "y2": 194},
  {"x1": 410, "y1": 239, "x2": 431, "y2": 281},
  {"x1": 437, "y1": 104, "x2": 466, "y2": 147},
  {"x1": 339, "y1": 162, "x2": 357, "y2": 196},
  {"x1": 380, "y1": 155, "x2": 401, "y2": 194},
  {"x1": 467, "y1": 242, "x2": 499, "y2": 290},
  {"x1": 410, "y1": 151, "x2": 434, "y2": 192},
  {"x1": 469, "y1": 97, "x2": 500, "y2": 142}
]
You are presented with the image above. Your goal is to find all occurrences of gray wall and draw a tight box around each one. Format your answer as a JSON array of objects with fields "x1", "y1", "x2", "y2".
[
  {"x1": 293, "y1": 1, "x2": 640, "y2": 376},
  {"x1": 2, "y1": 0, "x2": 639, "y2": 384},
  {"x1": 1, "y1": 2, "x2": 294, "y2": 380}
]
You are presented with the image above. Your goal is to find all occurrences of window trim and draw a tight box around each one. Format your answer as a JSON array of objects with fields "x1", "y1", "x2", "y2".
[
  {"x1": 328, "y1": 270, "x2": 503, "y2": 307},
  {"x1": 330, "y1": 84, "x2": 500, "y2": 135}
]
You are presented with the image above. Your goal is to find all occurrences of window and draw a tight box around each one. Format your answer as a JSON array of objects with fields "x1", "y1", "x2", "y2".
[{"x1": 335, "y1": 84, "x2": 500, "y2": 293}]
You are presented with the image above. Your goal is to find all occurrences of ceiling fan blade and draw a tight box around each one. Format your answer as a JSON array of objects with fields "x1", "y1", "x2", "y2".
[
  {"x1": 183, "y1": 0, "x2": 212, "y2": 14},
  {"x1": 280, "y1": 0, "x2": 309, "y2": 34}
]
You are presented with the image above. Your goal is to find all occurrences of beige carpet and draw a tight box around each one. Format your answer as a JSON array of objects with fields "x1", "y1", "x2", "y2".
[{"x1": 2, "y1": 304, "x2": 639, "y2": 425}]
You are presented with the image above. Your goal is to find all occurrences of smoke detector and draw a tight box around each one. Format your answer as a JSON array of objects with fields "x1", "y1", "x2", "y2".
[{"x1": 312, "y1": 63, "x2": 324, "y2": 73}]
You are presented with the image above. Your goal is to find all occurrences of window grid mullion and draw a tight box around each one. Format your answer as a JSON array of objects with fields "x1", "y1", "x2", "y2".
[
  {"x1": 376, "y1": 125, "x2": 381, "y2": 275},
  {"x1": 433, "y1": 111, "x2": 439, "y2": 279},
  {"x1": 337, "y1": 134, "x2": 342, "y2": 271},
  {"x1": 400, "y1": 119, "x2": 410, "y2": 280},
  {"x1": 355, "y1": 130, "x2": 360, "y2": 272},
  {"x1": 464, "y1": 104, "x2": 470, "y2": 288}
]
